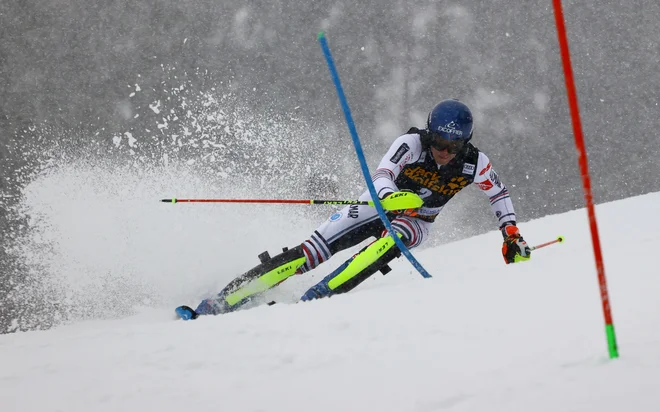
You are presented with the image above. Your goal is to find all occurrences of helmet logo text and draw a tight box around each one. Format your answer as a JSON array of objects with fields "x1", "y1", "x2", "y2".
[{"x1": 436, "y1": 121, "x2": 463, "y2": 136}]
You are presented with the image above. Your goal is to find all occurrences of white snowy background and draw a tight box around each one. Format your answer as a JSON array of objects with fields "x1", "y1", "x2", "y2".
[
  {"x1": 2, "y1": 1, "x2": 660, "y2": 411},
  {"x1": 2, "y1": 190, "x2": 659, "y2": 412}
]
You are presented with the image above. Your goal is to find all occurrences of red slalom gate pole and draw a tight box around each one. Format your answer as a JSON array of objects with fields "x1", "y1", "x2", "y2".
[
  {"x1": 162, "y1": 198, "x2": 322, "y2": 205},
  {"x1": 552, "y1": 0, "x2": 619, "y2": 359},
  {"x1": 160, "y1": 191, "x2": 426, "y2": 210}
]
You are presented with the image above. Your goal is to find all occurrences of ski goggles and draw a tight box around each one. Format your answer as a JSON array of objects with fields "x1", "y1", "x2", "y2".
[{"x1": 429, "y1": 133, "x2": 465, "y2": 154}]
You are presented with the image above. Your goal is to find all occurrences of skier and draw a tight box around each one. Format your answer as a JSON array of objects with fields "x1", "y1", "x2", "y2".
[{"x1": 176, "y1": 99, "x2": 532, "y2": 320}]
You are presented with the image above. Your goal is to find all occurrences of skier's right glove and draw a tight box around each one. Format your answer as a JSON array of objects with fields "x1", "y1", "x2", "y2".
[{"x1": 501, "y1": 224, "x2": 531, "y2": 264}]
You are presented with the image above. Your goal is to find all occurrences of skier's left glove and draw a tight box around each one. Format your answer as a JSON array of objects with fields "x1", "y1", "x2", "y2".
[{"x1": 501, "y1": 224, "x2": 531, "y2": 264}]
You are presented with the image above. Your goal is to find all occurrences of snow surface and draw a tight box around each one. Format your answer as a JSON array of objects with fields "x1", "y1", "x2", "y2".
[{"x1": 2, "y1": 192, "x2": 660, "y2": 412}]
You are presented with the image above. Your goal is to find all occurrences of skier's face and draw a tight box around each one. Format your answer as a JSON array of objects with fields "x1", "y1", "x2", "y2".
[
  {"x1": 428, "y1": 132, "x2": 464, "y2": 165},
  {"x1": 430, "y1": 146, "x2": 457, "y2": 165}
]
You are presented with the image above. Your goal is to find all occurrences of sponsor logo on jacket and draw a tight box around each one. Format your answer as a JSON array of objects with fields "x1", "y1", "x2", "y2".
[
  {"x1": 476, "y1": 180, "x2": 494, "y2": 191},
  {"x1": 389, "y1": 143, "x2": 410, "y2": 164}
]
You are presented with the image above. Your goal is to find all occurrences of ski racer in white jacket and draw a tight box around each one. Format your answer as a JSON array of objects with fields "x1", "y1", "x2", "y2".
[{"x1": 176, "y1": 99, "x2": 532, "y2": 320}]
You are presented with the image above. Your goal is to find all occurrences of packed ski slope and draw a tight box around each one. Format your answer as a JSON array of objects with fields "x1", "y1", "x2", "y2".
[{"x1": 2, "y1": 192, "x2": 660, "y2": 412}]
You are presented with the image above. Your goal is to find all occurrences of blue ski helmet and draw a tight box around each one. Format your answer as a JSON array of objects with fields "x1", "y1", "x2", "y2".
[{"x1": 427, "y1": 99, "x2": 474, "y2": 143}]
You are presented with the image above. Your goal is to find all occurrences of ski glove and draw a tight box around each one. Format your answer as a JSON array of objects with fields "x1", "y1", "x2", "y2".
[{"x1": 501, "y1": 224, "x2": 531, "y2": 264}]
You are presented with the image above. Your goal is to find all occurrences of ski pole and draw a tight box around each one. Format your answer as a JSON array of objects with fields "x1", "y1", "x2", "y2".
[
  {"x1": 160, "y1": 191, "x2": 424, "y2": 212},
  {"x1": 530, "y1": 236, "x2": 564, "y2": 251}
]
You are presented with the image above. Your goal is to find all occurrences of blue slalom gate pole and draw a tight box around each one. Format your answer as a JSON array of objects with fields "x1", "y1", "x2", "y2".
[{"x1": 317, "y1": 32, "x2": 432, "y2": 279}]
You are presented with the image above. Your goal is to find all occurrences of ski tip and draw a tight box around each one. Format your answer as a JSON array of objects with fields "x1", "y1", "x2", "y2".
[
  {"x1": 557, "y1": 235, "x2": 565, "y2": 243},
  {"x1": 160, "y1": 198, "x2": 177, "y2": 203},
  {"x1": 175, "y1": 305, "x2": 198, "y2": 320},
  {"x1": 317, "y1": 31, "x2": 325, "y2": 40}
]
